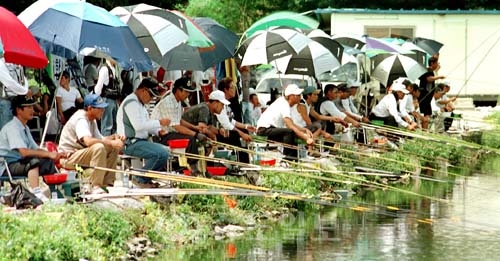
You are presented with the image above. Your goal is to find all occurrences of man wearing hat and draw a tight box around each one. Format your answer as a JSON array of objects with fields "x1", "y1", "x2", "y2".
[
  {"x1": 58, "y1": 94, "x2": 125, "y2": 192},
  {"x1": 117, "y1": 77, "x2": 171, "y2": 188},
  {"x1": 257, "y1": 84, "x2": 314, "y2": 162},
  {"x1": 340, "y1": 80, "x2": 370, "y2": 123},
  {"x1": 0, "y1": 95, "x2": 65, "y2": 202},
  {"x1": 370, "y1": 83, "x2": 418, "y2": 130},
  {"x1": 181, "y1": 90, "x2": 230, "y2": 142},
  {"x1": 152, "y1": 77, "x2": 206, "y2": 175}
]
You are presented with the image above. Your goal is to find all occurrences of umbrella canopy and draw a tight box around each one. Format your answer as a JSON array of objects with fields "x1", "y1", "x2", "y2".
[
  {"x1": 332, "y1": 34, "x2": 366, "y2": 50},
  {"x1": 364, "y1": 37, "x2": 414, "y2": 57},
  {"x1": 235, "y1": 28, "x2": 311, "y2": 66},
  {"x1": 110, "y1": 3, "x2": 189, "y2": 64},
  {"x1": 371, "y1": 53, "x2": 427, "y2": 87},
  {"x1": 19, "y1": 1, "x2": 153, "y2": 71},
  {"x1": 171, "y1": 11, "x2": 214, "y2": 49},
  {"x1": 273, "y1": 40, "x2": 341, "y2": 77},
  {"x1": 401, "y1": 41, "x2": 428, "y2": 66},
  {"x1": 161, "y1": 17, "x2": 238, "y2": 71},
  {"x1": 413, "y1": 37, "x2": 443, "y2": 55},
  {"x1": 0, "y1": 7, "x2": 48, "y2": 68},
  {"x1": 243, "y1": 11, "x2": 319, "y2": 39}
]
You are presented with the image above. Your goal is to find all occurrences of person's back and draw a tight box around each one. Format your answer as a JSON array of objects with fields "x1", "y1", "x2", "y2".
[{"x1": 182, "y1": 102, "x2": 213, "y2": 126}]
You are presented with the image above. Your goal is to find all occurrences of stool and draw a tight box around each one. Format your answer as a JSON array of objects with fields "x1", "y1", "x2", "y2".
[
  {"x1": 166, "y1": 146, "x2": 186, "y2": 173},
  {"x1": 119, "y1": 154, "x2": 145, "y2": 171}
]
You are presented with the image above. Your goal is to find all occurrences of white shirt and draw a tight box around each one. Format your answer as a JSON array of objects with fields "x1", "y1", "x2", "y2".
[
  {"x1": 399, "y1": 94, "x2": 414, "y2": 120},
  {"x1": 371, "y1": 94, "x2": 408, "y2": 127},
  {"x1": 320, "y1": 100, "x2": 346, "y2": 119},
  {"x1": 56, "y1": 86, "x2": 82, "y2": 111},
  {"x1": 94, "y1": 63, "x2": 116, "y2": 96},
  {"x1": 431, "y1": 97, "x2": 441, "y2": 115},
  {"x1": 290, "y1": 101, "x2": 311, "y2": 128},
  {"x1": 58, "y1": 110, "x2": 103, "y2": 153},
  {"x1": 0, "y1": 59, "x2": 28, "y2": 97},
  {"x1": 341, "y1": 98, "x2": 362, "y2": 120},
  {"x1": 151, "y1": 94, "x2": 182, "y2": 132},
  {"x1": 117, "y1": 93, "x2": 161, "y2": 139},
  {"x1": 257, "y1": 97, "x2": 291, "y2": 128},
  {"x1": 250, "y1": 104, "x2": 262, "y2": 125},
  {"x1": 216, "y1": 107, "x2": 236, "y2": 130}
]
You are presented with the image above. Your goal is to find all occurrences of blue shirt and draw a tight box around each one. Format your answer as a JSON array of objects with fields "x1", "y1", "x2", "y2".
[{"x1": 0, "y1": 117, "x2": 38, "y2": 164}]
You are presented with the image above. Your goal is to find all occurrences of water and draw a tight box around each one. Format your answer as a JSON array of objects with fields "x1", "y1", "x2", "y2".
[{"x1": 162, "y1": 163, "x2": 500, "y2": 260}]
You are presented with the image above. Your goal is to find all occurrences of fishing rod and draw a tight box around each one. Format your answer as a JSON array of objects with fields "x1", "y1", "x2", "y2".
[{"x1": 204, "y1": 143, "x2": 450, "y2": 203}]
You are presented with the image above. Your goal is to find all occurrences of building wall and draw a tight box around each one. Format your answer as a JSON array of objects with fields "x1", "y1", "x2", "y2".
[{"x1": 330, "y1": 11, "x2": 500, "y2": 101}]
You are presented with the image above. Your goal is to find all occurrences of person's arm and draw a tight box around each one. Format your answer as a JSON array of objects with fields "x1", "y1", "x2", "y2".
[
  {"x1": 310, "y1": 108, "x2": 344, "y2": 123},
  {"x1": 215, "y1": 108, "x2": 235, "y2": 130},
  {"x1": 387, "y1": 98, "x2": 409, "y2": 128},
  {"x1": 0, "y1": 60, "x2": 28, "y2": 95},
  {"x1": 17, "y1": 148, "x2": 63, "y2": 161},
  {"x1": 94, "y1": 67, "x2": 108, "y2": 96},
  {"x1": 284, "y1": 117, "x2": 314, "y2": 144},
  {"x1": 297, "y1": 103, "x2": 313, "y2": 126},
  {"x1": 426, "y1": 75, "x2": 445, "y2": 82},
  {"x1": 124, "y1": 99, "x2": 166, "y2": 135},
  {"x1": 55, "y1": 94, "x2": 65, "y2": 123},
  {"x1": 399, "y1": 96, "x2": 412, "y2": 123}
]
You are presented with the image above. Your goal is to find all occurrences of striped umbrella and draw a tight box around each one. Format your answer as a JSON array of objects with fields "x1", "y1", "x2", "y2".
[
  {"x1": 19, "y1": 1, "x2": 153, "y2": 71},
  {"x1": 110, "y1": 4, "x2": 189, "y2": 64},
  {"x1": 235, "y1": 28, "x2": 311, "y2": 66}
]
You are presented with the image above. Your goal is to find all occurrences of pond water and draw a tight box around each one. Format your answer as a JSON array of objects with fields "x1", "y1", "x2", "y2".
[{"x1": 164, "y1": 160, "x2": 500, "y2": 260}]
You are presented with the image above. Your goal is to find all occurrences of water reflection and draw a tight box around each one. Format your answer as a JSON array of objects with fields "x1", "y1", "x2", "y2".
[{"x1": 164, "y1": 175, "x2": 500, "y2": 260}]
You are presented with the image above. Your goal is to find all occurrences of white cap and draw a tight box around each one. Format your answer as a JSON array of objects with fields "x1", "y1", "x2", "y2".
[
  {"x1": 391, "y1": 82, "x2": 409, "y2": 94},
  {"x1": 284, "y1": 84, "x2": 303, "y2": 96},
  {"x1": 208, "y1": 90, "x2": 231, "y2": 105},
  {"x1": 441, "y1": 81, "x2": 451, "y2": 87}
]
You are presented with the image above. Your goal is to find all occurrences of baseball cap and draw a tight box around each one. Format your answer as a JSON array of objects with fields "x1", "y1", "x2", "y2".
[
  {"x1": 284, "y1": 84, "x2": 303, "y2": 96},
  {"x1": 174, "y1": 77, "x2": 196, "y2": 92},
  {"x1": 139, "y1": 77, "x2": 162, "y2": 97},
  {"x1": 11, "y1": 95, "x2": 37, "y2": 107},
  {"x1": 391, "y1": 82, "x2": 409, "y2": 94},
  {"x1": 208, "y1": 90, "x2": 230, "y2": 105},
  {"x1": 303, "y1": 86, "x2": 320, "y2": 95},
  {"x1": 84, "y1": 94, "x2": 108, "y2": 108}
]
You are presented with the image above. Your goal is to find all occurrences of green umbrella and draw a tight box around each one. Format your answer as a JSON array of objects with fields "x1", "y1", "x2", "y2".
[
  {"x1": 172, "y1": 10, "x2": 214, "y2": 48},
  {"x1": 243, "y1": 11, "x2": 319, "y2": 39}
]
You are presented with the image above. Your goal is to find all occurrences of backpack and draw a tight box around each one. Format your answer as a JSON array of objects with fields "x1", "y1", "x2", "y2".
[{"x1": 102, "y1": 65, "x2": 120, "y2": 99}]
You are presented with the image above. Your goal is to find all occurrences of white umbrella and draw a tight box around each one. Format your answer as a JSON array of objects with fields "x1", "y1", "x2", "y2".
[
  {"x1": 110, "y1": 3, "x2": 189, "y2": 64},
  {"x1": 235, "y1": 28, "x2": 311, "y2": 66},
  {"x1": 371, "y1": 53, "x2": 427, "y2": 87}
]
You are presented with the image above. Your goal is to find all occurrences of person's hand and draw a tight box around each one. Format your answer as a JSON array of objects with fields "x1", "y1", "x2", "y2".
[
  {"x1": 352, "y1": 121, "x2": 361, "y2": 128},
  {"x1": 158, "y1": 129, "x2": 168, "y2": 136},
  {"x1": 439, "y1": 75, "x2": 446, "y2": 80},
  {"x1": 323, "y1": 132, "x2": 332, "y2": 140},
  {"x1": 219, "y1": 128, "x2": 229, "y2": 138},
  {"x1": 240, "y1": 133, "x2": 252, "y2": 142},
  {"x1": 407, "y1": 122, "x2": 418, "y2": 131},
  {"x1": 362, "y1": 116, "x2": 370, "y2": 123},
  {"x1": 196, "y1": 132, "x2": 208, "y2": 142},
  {"x1": 246, "y1": 125, "x2": 257, "y2": 133},
  {"x1": 159, "y1": 118, "x2": 171, "y2": 126},
  {"x1": 111, "y1": 139, "x2": 124, "y2": 150},
  {"x1": 306, "y1": 137, "x2": 314, "y2": 145},
  {"x1": 330, "y1": 117, "x2": 343, "y2": 123},
  {"x1": 48, "y1": 151, "x2": 59, "y2": 161}
]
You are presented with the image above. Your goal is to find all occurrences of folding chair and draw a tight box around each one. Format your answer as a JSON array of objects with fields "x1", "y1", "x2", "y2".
[{"x1": 0, "y1": 157, "x2": 27, "y2": 194}]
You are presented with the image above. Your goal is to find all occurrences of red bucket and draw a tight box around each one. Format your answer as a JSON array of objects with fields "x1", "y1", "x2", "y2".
[
  {"x1": 167, "y1": 139, "x2": 190, "y2": 149},
  {"x1": 44, "y1": 173, "x2": 67, "y2": 185},
  {"x1": 206, "y1": 166, "x2": 227, "y2": 176}
]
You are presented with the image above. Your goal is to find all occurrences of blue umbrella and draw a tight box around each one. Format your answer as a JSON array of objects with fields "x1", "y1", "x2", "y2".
[{"x1": 20, "y1": 1, "x2": 152, "y2": 71}]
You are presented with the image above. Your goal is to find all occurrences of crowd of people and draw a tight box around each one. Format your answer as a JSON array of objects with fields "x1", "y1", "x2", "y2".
[{"x1": 0, "y1": 52, "x2": 455, "y2": 201}]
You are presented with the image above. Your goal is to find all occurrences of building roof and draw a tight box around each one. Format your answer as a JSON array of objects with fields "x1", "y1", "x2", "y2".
[{"x1": 314, "y1": 8, "x2": 500, "y2": 15}]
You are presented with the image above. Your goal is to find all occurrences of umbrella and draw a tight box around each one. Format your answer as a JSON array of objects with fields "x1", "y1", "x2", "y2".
[
  {"x1": 370, "y1": 53, "x2": 427, "y2": 87},
  {"x1": 235, "y1": 28, "x2": 311, "y2": 67},
  {"x1": 413, "y1": 37, "x2": 443, "y2": 55},
  {"x1": 401, "y1": 41, "x2": 428, "y2": 66},
  {"x1": 110, "y1": 3, "x2": 189, "y2": 64},
  {"x1": 332, "y1": 34, "x2": 366, "y2": 50},
  {"x1": 364, "y1": 37, "x2": 414, "y2": 57},
  {"x1": 19, "y1": 1, "x2": 153, "y2": 71},
  {"x1": 160, "y1": 17, "x2": 237, "y2": 71},
  {"x1": 0, "y1": 7, "x2": 48, "y2": 68},
  {"x1": 273, "y1": 39, "x2": 341, "y2": 77},
  {"x1": 171, "y1": 11, "x2": 214, "y2": 49},
  {"x1": 243, "y1": 11, "x2": 319, "y2": 39}
]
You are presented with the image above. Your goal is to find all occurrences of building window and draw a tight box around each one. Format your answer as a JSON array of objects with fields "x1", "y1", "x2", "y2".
[{"x1": 365, "y1": 26, "x2": 414, "y2": 40}]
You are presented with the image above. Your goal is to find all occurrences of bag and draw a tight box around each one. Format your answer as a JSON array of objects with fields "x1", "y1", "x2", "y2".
[
  {"x1": 102, "y1": 65, "x2": 120, "y2": 99},
  {"x1": 1, "y1": 182, "x2": 43, "y2": 209}
]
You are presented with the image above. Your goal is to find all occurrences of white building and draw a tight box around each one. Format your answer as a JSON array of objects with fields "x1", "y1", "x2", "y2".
[{"x1": 315, "y1": 8, "x2": 500, "y2": 104}]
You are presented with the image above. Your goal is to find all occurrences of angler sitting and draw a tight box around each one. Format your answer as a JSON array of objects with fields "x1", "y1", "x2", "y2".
[
  {"x1": 151, "y1": 77, "x2": 208, "y2": 176},
  {"x1": 369, "y1": 82, "x2": 418, "y2": 131},
  {"x1": 58, "y1": 94, "x2": 124, "y2": 192},
  {"x1": 256, "y1": 84, "x2": 314, "y2": 162}
]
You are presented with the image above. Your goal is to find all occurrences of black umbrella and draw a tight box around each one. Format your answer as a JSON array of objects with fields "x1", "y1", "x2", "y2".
[
  {"x1": 332, "y1": 34, "x2": 366, "y2": 50},
  {"x1": 413, "y1": 37, "x2": 443, "y2": 55},
  {"x1": 161, "y1": 17, "x2": 238, "y2": 71}
]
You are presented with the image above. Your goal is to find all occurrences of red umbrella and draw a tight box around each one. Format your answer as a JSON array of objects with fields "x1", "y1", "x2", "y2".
[{"x1": 0, "y1": 7, "x2": 48, "y2": 68}]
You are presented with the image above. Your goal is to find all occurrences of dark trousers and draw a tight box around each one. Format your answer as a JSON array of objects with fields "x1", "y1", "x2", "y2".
[
  {"x1": 444, "y1": 113, "x2": 454, "y2": 131},
  {"x1": 257, "y1": 127, "x2": 297, "y2": 161},
  {"x1": 158, "y1": 132, "x2": 198, "y2": 165},
  {"x1": 369, "y1": 113, "x2": 397, "y2": 127},
  {"x1": 217, "y1": 130, "x2": 249, "y2": 163},
  {"x1": 8, "y1": 157, "x2": 58, "y2": 177}
]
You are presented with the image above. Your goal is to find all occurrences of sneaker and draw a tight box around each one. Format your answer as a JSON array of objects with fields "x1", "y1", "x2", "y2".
[{"x1": 34, "y1": 192, "x2": 50, "y2": 203}]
